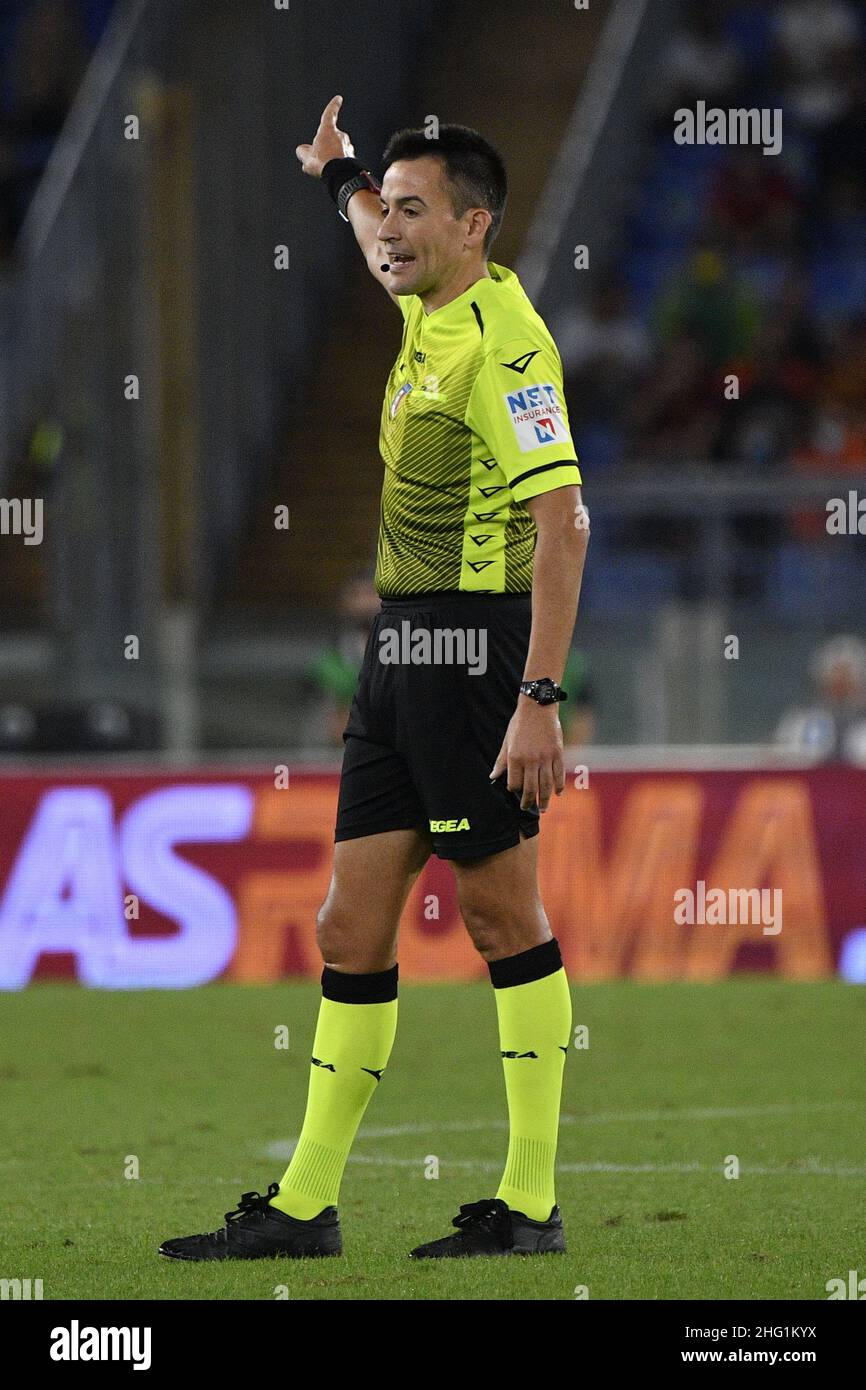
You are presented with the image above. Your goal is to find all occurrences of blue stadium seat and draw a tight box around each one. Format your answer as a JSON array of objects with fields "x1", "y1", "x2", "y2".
[
  {"x1": 822, "y1": 213, "x2": 866, "y2": 254},
  {"x1": 79, "y1": 0, "x2": 117, "y2": 46},
  {"x1": 723, "y1": 3, "x2": 773, "y2": 68},
  {"x1": 736, "y1": 252, "x2": 789, "y2": 300},
  {"x1": 626, "y1": 186, "x2": 703, "y2": 251},
  {"x1": 811, "y1": 252, "x2": 866, "y2": 322},
  {"x1": 580, "y1": 547, "x2": 679, "y2": 617},
  {"x1": 573, "y1": 425, "x2": 625, "y2": 475},
  {"x1": 764, "y1": 542, "x2": 866, "y2": 619},
  {"x1": 624, "y1": 249, "x2": 683, "y2": 319}
]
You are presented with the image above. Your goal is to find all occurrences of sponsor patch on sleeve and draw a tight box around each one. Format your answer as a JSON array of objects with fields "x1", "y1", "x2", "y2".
[{"x1": 503, "y1": 383, "x2": 570, "y2": 452}]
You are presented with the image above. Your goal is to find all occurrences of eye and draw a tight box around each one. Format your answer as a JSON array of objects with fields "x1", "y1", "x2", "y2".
[{"x1": 403, "y1": 207, "x2": 418, "y2": 217}]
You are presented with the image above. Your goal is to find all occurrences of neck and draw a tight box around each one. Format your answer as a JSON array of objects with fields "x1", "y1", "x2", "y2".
[{"x1": 421, "y1": 259, "x2": 491, "y2": 314}]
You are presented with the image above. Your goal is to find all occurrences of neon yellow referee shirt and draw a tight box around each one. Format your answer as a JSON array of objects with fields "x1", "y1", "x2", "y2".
[{"x1": 375, "y1": 261, "x2": 582, "y2": 596}]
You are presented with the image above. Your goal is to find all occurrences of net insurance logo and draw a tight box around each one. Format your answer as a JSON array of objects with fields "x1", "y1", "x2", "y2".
[{"x1": 504, "y1": 384, "x2": 567, "y2": 451}]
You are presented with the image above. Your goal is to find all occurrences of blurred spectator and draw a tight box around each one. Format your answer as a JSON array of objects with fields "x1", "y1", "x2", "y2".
[
  {"x1": 719, "y1": 272, "x2": 823, "y2": 467},
  {"x1": 551, "y1": 0, "x2": 866, "y2": 613},
  {"x1": 823, "y1": 313, "x2": 866, "y2": 413},
  {"x1": 707, "y1": 146, "x2": 800, "y2": 255},
  {"x1": 775, "y1": 635, "x2": 866, "y2": 761},
  {"x1": 771, "y1": 266, "x2": 829, "y2": 367},
  {"x1": 816, "y1": 72, "x2": 866, "y2": 195},
  {"x1": 655, "y1": 243, "x2": 761, "y2": 367},
  {"x1": 652, "y1": 3, "x2": 746, "y2": 120},
  {"x1": 554, "y1": 274, "x2": 651, "y2": 429},
  {"x1": 626, "y1": 328, "x2": 721, "y2": 462},
  {"x1": 789, "y1": 395, "x2": 866, "y2": 539},
  {"x1": 820, "y1": 170, "x2": 866, "y2": 252},
  {"x1": 304, "y1": 575, "x2": 379, "y2": 748},
  {"x1": 770, "y1": 0, "x2": 862, "y2": 132}
]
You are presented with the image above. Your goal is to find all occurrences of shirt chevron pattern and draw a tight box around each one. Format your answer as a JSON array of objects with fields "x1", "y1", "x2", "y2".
[{"x1": 375, "y1": 262, "x2": 582, "y2": 596}]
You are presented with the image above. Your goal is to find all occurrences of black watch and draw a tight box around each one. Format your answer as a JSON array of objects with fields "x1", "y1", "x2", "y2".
[
  {"x1": 338, "y1": 170, "x2": 381, "y2": 221},
  {"x1": 519, "y1": 678, "x2": 568, "y2": 705},
  {"x1": 320, "y1": 158, "x2": 382, "y2": 222}
]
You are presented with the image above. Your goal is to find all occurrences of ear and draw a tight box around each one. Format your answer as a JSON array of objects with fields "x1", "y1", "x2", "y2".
[{"x1": 465, "y1": 206, "x2": 492, "y2": 250}]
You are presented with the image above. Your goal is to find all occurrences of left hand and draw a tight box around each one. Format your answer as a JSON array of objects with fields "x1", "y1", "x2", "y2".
[{"x1": 490, "y1": 698, "x2": 565, "y2": 812}]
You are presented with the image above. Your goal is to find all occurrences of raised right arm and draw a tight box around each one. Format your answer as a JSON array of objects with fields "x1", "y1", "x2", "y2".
[
  {"x1": 295, "y1": 94, "x2": 398, "y2": 305},
  {"x1": 345, "y1": 188, "x2": 399, "y2": 303}
]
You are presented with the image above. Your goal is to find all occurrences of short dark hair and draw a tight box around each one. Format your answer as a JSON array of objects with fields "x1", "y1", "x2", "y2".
[{"x1": 381, "y1": 124, "x2": 507, "y2": 254}]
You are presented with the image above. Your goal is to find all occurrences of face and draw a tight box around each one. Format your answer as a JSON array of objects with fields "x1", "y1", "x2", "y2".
[
  {"x1": 821, "y1": 662, "x2": 862, "y2": 704},
  {"x1": 377, "y1": 156, "x2": 489, "y2": 296}
]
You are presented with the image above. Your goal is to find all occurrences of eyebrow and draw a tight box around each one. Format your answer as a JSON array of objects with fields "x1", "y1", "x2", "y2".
[{"x1": 379, "y1": 194, "x2": 427, "y2": 208}]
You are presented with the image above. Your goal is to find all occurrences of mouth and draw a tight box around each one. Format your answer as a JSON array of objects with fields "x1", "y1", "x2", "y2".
[{"x1": 388, "y1": 252, "x2": 416, "y2": 274}]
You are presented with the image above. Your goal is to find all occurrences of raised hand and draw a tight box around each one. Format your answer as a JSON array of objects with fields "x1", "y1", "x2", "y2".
[{"x1": 295, "y1": 94, "x2": 356, "y2": 178}]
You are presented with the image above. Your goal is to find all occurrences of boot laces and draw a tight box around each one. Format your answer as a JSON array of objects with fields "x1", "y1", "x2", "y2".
[
  {"x1": 224, "y1": 1182, "x2": 281, "y2": 1226},
  {"x1": 452, "y1": 1197, "x2": 509, "y2": 1231}
]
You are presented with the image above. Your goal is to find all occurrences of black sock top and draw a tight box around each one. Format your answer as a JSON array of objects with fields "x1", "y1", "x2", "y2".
[
  {"x1": 321, "y1": 963, "x2": 398, "y2": 1004},
  {"x1": 487, "y1": 936, "x2": 563, "y2": 989}
]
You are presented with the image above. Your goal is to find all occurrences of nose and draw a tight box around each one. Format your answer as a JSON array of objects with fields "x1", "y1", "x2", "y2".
[{"x1": 377, "y1": 208, "x2": 399, "y2": 242}]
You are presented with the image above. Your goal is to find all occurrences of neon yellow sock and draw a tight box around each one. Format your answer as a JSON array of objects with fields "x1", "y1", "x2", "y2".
[
  {"x1": 270, "y1": 969, "x2": 397, "y2": 1220},
  {"x1": 490, "y1": 943, "x2": 572, "y2": 1222}
]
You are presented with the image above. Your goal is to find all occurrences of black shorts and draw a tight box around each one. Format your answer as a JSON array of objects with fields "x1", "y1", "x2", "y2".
[{"x1": 334, "y1": 591, "x2": 540, "y2": 861}]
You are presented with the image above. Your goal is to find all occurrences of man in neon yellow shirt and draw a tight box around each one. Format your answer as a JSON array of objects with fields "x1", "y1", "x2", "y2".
[{"x1": 160, "y1": 97, "x2": 590, "y2": 1263}]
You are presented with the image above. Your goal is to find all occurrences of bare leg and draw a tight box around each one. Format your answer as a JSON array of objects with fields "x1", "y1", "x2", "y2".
[
  {"x1": 317, "y1": 826, "x2": 432, "y2": 971},
  {"x1": 450, "y1": 832, "x2": 550, "y2": 961}
]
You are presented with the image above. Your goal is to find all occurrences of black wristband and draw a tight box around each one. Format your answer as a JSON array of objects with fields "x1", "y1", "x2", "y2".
[{"x1": 321, "y1": 156, "x2": 365, "y2": 203}]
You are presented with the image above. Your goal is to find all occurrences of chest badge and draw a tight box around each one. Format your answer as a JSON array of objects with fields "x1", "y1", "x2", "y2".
[{"x1": 390, "y1": 381, "x2": 413, "y2": 419}]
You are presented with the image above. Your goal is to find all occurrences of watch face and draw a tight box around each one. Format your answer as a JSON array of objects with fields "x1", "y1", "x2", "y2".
[{"x1": 524, "y1": 679, "x2": 556, "y2": 703}]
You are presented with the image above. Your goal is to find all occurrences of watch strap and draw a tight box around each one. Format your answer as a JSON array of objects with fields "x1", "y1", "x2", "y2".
[
  {"x1": 337, "y1": 171, "x2": 380, "y2": 221},
  {"x1": 321, "y1": 156, "x2": 365, "y2": 201},
  {"x1": 321, "y1": 158, "x2": 382, "y2": 222}
]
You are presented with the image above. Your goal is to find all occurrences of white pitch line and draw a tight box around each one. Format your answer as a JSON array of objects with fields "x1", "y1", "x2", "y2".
[
  {"x1": 341, "y1": 1154, "x2": 866, "y2": 1178},
  {"x1": 262, "y1": 1099, "x2": 862, "y2": 1156}
]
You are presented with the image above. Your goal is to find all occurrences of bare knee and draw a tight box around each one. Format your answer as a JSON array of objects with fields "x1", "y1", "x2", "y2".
[
  {"x1": 459, "y1": 894, "x2": 550, "y2": 962},
  {"x1": 315, "y1": 896, "x2": 354, "y2": 964},
  {"x1": 315, "y1": 895, "x2": 397, "y2": 973}
]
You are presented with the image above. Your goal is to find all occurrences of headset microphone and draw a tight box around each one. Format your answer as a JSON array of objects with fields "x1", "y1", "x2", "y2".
[{"x1": 380, "y1": 263, "x2": 390, "y2": 272}]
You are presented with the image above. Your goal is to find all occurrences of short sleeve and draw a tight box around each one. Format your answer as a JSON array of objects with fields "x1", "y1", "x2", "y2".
[{"x1": 464, "y1": 337, "x2": 582, "y2": 502}]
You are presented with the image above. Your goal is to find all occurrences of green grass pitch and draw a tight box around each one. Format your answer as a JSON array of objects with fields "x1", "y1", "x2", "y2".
[{"x1": 2, "y1": 978, "x2": 864, "y2": 1300}]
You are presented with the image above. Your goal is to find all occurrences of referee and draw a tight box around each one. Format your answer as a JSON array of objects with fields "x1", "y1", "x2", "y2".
[{"x1": 160, "y1": 96, "x2": 589, "y2": 1263}]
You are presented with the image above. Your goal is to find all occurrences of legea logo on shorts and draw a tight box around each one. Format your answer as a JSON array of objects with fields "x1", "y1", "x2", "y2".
[
  {"x1": 504, "y1": 385, "x2": 567, "y2": 452},
  {"x1": 429, "y1": 818, "x2": 470, "y2": 832},
  {"x1": 378, "y1": 621, "x2": 487, "y2": 675}
]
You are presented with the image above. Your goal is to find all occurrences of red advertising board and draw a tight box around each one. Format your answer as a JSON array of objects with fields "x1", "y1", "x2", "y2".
[{"x1": 0, "y1": 766, "x2": 864, "y2": 986}]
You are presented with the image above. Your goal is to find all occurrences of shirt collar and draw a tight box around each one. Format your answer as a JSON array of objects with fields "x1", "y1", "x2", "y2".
[{"x1": 420, "y1": 262, "x2": 513, "y2": 320}]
